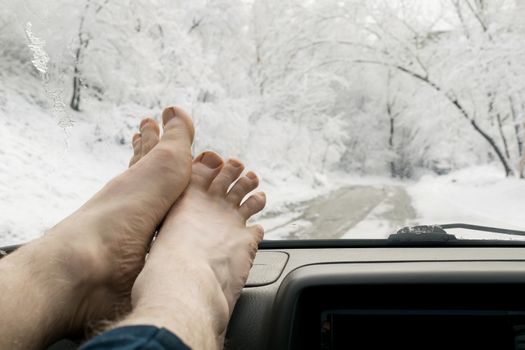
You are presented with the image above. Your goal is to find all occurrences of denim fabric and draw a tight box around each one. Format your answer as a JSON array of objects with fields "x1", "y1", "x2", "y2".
[{"x1": 79, "y1": 325, "x2": 191, "y2": 350}]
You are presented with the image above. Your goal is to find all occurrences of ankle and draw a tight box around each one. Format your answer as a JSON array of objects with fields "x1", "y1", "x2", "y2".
[
  {"x1": 45, "y1": 224, "x2": 109, "y2": 287},
  {"x1": 41, "y1": 226, "x2": 124, "y2": 328},
  {"x1": 129, "y1": 256, "x2": 230, "y2": 343}
]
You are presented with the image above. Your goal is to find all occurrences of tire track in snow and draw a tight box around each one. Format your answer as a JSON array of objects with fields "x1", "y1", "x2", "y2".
[{"x1": 263, "y1": 185, "x2": 417, "y2": 239}]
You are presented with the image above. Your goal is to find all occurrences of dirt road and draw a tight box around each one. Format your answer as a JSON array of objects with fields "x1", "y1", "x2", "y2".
[{"x1": 262, "y1": 185, "x2": 417, "y2": 239}]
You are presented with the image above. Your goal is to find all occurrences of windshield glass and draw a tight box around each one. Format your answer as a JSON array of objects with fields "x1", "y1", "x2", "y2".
[{"x1": 2, "y1": 0, "x2": 525, "y2": 245}]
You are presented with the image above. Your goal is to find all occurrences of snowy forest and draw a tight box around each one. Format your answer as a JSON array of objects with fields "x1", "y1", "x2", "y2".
[{"x1": 3, "y1": 0, "x2": 525, "y2": 243}]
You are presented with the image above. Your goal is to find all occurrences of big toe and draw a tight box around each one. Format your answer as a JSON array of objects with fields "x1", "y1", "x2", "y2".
[
  {"x1": 161, "y1": 106, "x2": 194, "y2": 147},
  {"x1": 106, "y1": 106, "x2": 195, "y2": 220},
  {"x1": 144, "y1": 107, "x2": 193, "y2": 187},
  {"x1": 191, "y1": 151, "x2": 224, "y2": 189}
]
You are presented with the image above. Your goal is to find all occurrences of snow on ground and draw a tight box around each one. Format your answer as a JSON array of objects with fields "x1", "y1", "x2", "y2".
[
  {"x1": 2, "y1": 92, "x2": 525, "y2": 245},
  {"x1": 344, "y1": 165, "x2": 525, "y2": 240},
  {"x1": 343, "y1": 199, "x2": 410, "y2": 240},
  {"x1": 257, "y1": 172, "x2": 351, "y2": 239},
  {"x1": 0, "y1": 93, "x2": 134, "y2": 245},
  {"x1": 407, "y1": 165, "x2": 525, "y2": 240},
  {"x1": 0, "y1": 91, "x2": 327, "y2": 245}
]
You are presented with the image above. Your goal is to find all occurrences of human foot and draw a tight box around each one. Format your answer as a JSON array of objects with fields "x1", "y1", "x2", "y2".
[
  {"x1": 120, "y1": 152, "x2": 266, "y2": 349},
  {"x1": 55, "y1": 107, "x2": 195, "y2": 319},
  {"x1": 0, "y1": 107, "x2": 193, "y2": 348}
]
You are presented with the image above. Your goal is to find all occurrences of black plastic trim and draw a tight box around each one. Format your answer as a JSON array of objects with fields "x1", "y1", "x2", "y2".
[
  {"x1": 0, "y1": 244, "x2": 19, "y2": 255},
  {"x1": 259, "y1": 239, "x2": 525, "y2": 249},
  {"x1": 267, "y1": 261, "x2": 525, "y2": 350},
  {"x1": 3, "y1": 239, "x2": 525, "y2": 257}
]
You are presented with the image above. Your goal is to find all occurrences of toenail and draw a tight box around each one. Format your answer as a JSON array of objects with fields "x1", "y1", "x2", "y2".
[
  {"x1": 228, "y1": 159, "x2": 243, "y2": 167},
  {"x1": 246, "y1": 172, "x2": 257, "y2": 180},
  {"x1": 198, "y1": 152, "x2": 223, "y2": 169},
  {"x1": 140, "y1": 118, "x2": 149, "y2": 130},
  {"x1": 162, "y1": 107, "x2": 177, "y2": 126}
]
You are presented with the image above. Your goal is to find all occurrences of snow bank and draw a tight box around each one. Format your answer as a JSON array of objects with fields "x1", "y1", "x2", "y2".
[
  {"x1": 408, "y1": 165, "x2": 525, "y2": 240},
  {"x1": 0, "y1": 92, "x2": 132, "y2": 245}
]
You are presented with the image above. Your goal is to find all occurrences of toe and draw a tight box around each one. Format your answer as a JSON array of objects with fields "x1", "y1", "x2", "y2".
[
  {"x1": 240, "y1": 225, "x2": 264, "y2": 265},
  {"x1": 226, "y1": 172, "x2": 259, "y2": 206},
  {"x1": 209, "y1": 158, "x2": 245, "y2": 196},
  {"x1": 161, "y1": 106, "x2": 195, "y2": 146},
  {"x1": 129, "y1": 133, "x2": 141, "y2": 167},
  {"x1": 139, "y1": 106, "x2": 194, "y2": 185},
  {"x1": 191, "y1": 151, "x2": 224, "y2": 189},
  {"x1": 238, "y1": 192, "x2": 266, "y2": 220},
  {"x1": 139, "y1": 118, "x2": 160, "y2": 157},
  {"x1": 119, "y1": 106, "x2": 195, "y2": 218},
  {"x1": 248, "y1": 224, "x2": 265, "y2": 257}
]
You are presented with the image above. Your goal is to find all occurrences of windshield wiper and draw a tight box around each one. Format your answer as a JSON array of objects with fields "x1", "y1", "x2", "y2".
[
  {"x1": 390, "y1": 223, "x2": 525, "y2": 242},
  {"x1": 439, "y1": 223, "x2": 525, "y2": 237}
]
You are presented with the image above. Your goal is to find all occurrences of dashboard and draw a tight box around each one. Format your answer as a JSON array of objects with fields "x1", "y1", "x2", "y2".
[
  {"x1": 226, "y1": 245, "x2": 525, "y2": 350},
  {"x1": 4, "y1": 243, "x2": 525, "y2": 349}
]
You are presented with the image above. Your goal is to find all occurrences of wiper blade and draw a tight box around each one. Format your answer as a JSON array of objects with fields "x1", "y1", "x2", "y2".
[
  {"x1": 439, "y1": 223, "x2": 525, "y2": 237},
  {"x1": 389, "y1": 223, "x2": 525, "y2": 242}
]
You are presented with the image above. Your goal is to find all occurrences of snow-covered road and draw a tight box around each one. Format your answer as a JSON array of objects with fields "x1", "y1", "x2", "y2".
[
  {"x1": 262, "y1": 185, "x2": 417, "y2": 239},
  {"x1": 260, "y1": 165, "x2": 525, "y2": 241}
]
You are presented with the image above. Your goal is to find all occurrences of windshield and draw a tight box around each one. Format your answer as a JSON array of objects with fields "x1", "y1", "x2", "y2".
[{"x1": 2, "y1": 0, "x2": 525, "y2": 245}]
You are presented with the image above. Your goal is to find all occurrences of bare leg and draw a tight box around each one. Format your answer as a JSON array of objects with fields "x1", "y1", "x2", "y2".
[
  {"x1": 115, "y1": 152, "x2": 266, "y2": 349},
  {"x1": 0, "y1": 107, "x2": 194, "y2": 349}
]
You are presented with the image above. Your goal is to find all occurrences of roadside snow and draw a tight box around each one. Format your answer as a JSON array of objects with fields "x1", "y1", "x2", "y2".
[
  {"x1": 2, "y1": 94, "x2": 525, "y2": 246},
  {"x1": 341, "y1": 166, "x2": 525, "y2": 240},
  {"x1": 407, "y1": 165, "x2": 525, "y2": 240},
  {"x1": 0, "y1": 93, "x2": 131, "y2": 245},
  {"x1": 0, "y1": 93, "x2": 327, "y2": 245}
]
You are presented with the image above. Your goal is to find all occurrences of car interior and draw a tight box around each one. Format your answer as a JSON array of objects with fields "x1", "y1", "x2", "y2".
[
  {"x1": 231, "y1": 241, "x2": 525, "y2": 350},
  {"x1": 3, "y1": 226, "x2": 525, "y2": 350},
  {"x1": 4, "y1": 2, "x2": 525, "y2": 350}
]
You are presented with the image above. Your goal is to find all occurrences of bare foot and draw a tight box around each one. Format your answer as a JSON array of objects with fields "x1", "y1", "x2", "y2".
[
  {"x1": 55, "y1": 107, "x2": 194, "y2": 319},
  {"x1": 0, "y1": 107, "x2": 193, "y2": 348},
  {"x1": 122, "y1": 152, "x2": 266, "y2": 349}
]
